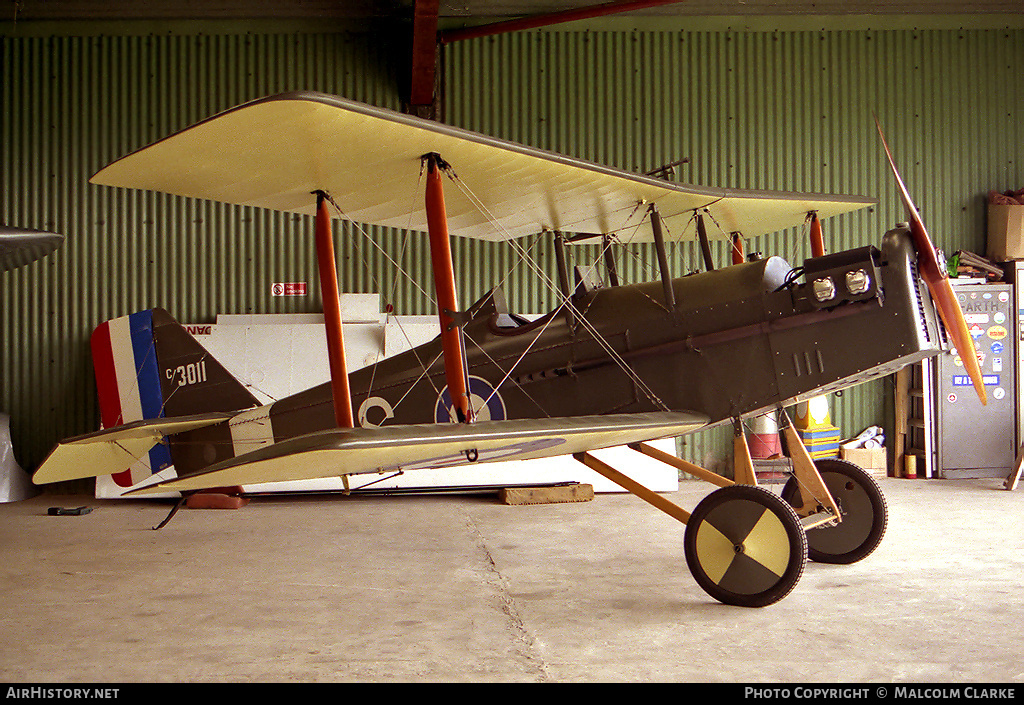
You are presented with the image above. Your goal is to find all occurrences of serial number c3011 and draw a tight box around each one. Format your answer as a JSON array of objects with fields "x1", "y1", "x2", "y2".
[{"x1": 166, "y1": 360, "x2": 208, "y2": 387}]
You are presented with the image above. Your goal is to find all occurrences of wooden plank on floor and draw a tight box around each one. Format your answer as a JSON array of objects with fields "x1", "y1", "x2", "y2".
[{"x1": 499, "y1": 484, "x2": 594, "y2": 505}]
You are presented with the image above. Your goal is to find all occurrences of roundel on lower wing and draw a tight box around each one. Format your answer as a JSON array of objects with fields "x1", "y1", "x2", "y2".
[{"x1": 435, "y1": 376, "x2": 506, "y2": 423}]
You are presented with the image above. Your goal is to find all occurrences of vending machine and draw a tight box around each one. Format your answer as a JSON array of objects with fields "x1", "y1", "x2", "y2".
[{"x1": 933, "y1": 281, "x2": 1017, "y2": 478}]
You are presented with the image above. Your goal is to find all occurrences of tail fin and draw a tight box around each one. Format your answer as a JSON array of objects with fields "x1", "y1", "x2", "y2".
[{"x1": 90, "y1": 308, "x2": 259, "y2": 487}]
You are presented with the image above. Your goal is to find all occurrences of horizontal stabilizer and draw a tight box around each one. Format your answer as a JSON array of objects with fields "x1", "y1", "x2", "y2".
[
  {"x1": 128, "y1": 411, "x2": 709, "y2": 494},
  {"x1": 33, "y1": 413, "x2": 234, "y2": 485}
]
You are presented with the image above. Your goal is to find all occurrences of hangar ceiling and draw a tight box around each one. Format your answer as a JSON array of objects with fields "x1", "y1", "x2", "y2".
[
  {"x1": 12, "y1": 0, "x2": 1016, "y2": 111},
  {"x1": 7, "y1": 0, "x2": 1023, "y2": 20}
]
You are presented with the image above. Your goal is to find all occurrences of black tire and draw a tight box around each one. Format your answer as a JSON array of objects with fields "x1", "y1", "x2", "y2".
[
  {"x1": 684, "y1": 484, "x2": 807, "y2": 607},
  {"x1": 781, "y1": 458, "x2": 888, "y2": 564}
]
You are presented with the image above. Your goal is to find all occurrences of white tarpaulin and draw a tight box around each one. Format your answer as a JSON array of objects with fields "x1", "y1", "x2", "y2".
[{"x1": 0, "y1": 413, "x2": 36, "y2": 502}]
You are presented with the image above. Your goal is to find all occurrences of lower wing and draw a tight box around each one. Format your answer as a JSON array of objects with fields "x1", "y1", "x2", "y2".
[{"x1": 127, "y1": 411, "x2": 709, "y2": 495}]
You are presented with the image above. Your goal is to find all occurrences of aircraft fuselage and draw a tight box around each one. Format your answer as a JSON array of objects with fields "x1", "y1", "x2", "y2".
[{"x1": 164, "y1": 227, "x2": 941, "y2": 479}]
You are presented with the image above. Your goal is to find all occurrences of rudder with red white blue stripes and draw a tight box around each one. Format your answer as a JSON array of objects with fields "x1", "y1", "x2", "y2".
[{"x1": 91, "y1": 309, "x2": 173, "y2": 488}]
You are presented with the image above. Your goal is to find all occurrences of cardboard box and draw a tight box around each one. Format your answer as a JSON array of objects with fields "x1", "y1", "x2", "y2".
[
  {"x1": 986, "y1": 204, "x2": 1024, "y2": 261},
  {"x1": 840, "y1": 447, "x2": 888, "y2": 478}
]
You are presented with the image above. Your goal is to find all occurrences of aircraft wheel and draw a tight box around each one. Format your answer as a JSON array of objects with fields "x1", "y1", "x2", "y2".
[
  {"x1": 781, "y1": 458, "x2": 888, "y2": 565},
  {"x1": 684, "y1": 484, "x2": 807, "y2": 607}
]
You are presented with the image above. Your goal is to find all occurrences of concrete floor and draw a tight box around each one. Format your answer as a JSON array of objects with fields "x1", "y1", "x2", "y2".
[{"x1": 1, "y1": 476, "x2": 1022, "y2": 683}]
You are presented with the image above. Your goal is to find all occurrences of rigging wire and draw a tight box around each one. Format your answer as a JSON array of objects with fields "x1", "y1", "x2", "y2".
[
  {"x1": 440, "y1": 167, "x2": 670, "y2": 412},
  {"x1": 460, "y1": 326, "x2": 553, "y2": 419},
  {"x1": 320, "y1": 190, "x2": 448, "y2": 409}
]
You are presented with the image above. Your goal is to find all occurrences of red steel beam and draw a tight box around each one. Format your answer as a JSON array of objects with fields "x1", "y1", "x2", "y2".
[
  {"x1": 410, "y1": 0, "x2": 441, "y2": 107},
  {"x1": 438, "y1": 0, "x2": 686, "y2": 45}
]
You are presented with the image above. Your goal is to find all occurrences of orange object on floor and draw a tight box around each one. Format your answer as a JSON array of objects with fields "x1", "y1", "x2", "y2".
[{"x1": 186, "y1": 486, "x2": 249, "y2": 510}]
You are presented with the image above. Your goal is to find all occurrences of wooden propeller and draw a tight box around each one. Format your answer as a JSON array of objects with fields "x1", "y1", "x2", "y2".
[{"x1": 875, "y1": 117, "x2": 987, "y2": 405}]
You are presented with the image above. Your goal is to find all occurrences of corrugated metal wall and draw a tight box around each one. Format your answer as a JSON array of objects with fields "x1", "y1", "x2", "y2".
[
  {"x1": 445, "y1": 26, "x2": 1024, "y2": 468},
  {"x1": 0, "y1": 31, "x2": 415, "y2": 475},
  {"x1": 2, "y1": 24, "x2": 1022, "y2": 478}
]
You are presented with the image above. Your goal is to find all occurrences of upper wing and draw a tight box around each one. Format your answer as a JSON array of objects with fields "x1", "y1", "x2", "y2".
[
  {"x1": 1, "y1": 226, "x2": 64, "y2": 273},
  {"x1": 91, "y1": 91, "x2": 874, "y2": 242},
  {"x1": 126, "y1": 411, "x2": 709, "y2": 494}
]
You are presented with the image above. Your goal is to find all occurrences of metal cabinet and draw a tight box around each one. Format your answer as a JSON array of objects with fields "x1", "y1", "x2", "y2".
[{"x1": 932, "y1": 281, "x2": 1017, "y2": 479}]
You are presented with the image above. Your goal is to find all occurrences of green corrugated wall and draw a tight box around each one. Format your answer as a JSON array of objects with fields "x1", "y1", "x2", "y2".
[{"x1": 2, "y1": 20, "x2": 1022, "y2": 480}]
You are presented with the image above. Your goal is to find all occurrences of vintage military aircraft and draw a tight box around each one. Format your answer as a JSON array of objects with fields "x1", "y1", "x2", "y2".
[{"x1": 32, "y1": 91, "x2": 984, "y2": 607}]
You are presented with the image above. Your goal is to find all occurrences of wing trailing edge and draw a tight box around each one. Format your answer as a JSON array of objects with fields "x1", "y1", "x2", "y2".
[{"x1": 127, "y1": 411, "x2": 710, "y2": 495}]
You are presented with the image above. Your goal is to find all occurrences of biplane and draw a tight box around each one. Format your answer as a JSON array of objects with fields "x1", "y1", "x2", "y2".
[{"x1": 32, "y1": 91, "x2": 985, "y2": 607}]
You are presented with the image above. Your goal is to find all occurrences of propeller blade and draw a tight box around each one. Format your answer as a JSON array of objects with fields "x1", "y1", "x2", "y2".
[{"x1": 875, "y1": 116, "x2": 987, "y2": 405}]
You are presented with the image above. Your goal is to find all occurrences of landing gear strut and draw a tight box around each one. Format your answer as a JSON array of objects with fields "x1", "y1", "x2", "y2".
[
  {"x1": 781, "y1": 458, "x2": 887, "y2": 564},
  {"x1": 575, "y1": 412, "x2": 885, "y2": 607}
]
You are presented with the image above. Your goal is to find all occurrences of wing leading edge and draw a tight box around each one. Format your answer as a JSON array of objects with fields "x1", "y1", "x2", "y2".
[
  {"x1": 91, "y1": 91, "x2": 875, "y2": 242},
  {"x1": 126, "y1": 411, "x2": 709, "y2": 495}
]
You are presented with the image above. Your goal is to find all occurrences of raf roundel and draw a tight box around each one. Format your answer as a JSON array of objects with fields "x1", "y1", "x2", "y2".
[{"x1": 434, "y1": 376, "x2": 506, "y2": 423}]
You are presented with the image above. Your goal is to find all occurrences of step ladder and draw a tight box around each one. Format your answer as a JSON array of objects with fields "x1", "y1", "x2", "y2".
[{"x1": 894, "y1": 359, "x2": 936, "y2": 478}]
